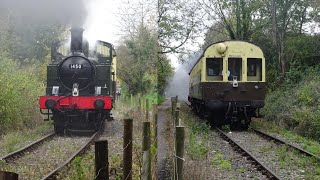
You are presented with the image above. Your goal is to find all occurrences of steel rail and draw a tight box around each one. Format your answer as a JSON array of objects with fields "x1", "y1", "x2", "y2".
[
  {"x1": 41, "y1": 132, "x2": 100, "y2": 180},
  {"x1": 0, "y1": 132, "x2": 56, "y2": 162},
  {"x1": 252, "y1": 128, "x2": 320, "y2": 162},
  {"x1": 215, "y1": 128, "x2": 282, "y2": 180}
]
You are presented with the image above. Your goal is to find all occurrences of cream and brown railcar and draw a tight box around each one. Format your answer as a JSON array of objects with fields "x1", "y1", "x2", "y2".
[{"x1": 188, "y1": 41, "x2": 266, "y2": 130}]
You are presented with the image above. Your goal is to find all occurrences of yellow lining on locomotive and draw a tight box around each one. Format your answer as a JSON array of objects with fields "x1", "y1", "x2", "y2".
[{"x1": 189, "y1": 41, "x2": 265, "y2": 83}]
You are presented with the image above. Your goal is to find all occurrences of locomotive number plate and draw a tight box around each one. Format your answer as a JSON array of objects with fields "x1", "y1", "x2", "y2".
[{"x1": 69, "y1": 64, "x2": 83, "y2": 69}]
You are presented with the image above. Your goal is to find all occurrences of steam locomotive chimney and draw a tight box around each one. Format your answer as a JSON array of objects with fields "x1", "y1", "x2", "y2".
[{"x1": 70, "y1": 27, "x2": 84, "y2": 53}]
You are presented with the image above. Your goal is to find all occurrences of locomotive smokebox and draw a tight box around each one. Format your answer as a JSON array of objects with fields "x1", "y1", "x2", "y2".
[{"x1": 70, "y1": 27, "x2": 84, "y2": 53}]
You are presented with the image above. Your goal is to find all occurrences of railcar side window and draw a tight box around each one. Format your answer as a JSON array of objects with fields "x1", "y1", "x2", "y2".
[
  {"x1": 206, "y1": 58, "x2": 223, "y2": 76},
  {"x1": 247, "y1": 58, "x2": 262, "y2": 81}
]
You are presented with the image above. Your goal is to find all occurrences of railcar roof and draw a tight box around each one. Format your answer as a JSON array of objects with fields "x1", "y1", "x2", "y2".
[{"x1": 188, "y1": 40, "x2": 262, "y2": 74}]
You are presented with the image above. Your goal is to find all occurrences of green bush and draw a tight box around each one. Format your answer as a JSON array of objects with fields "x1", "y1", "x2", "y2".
[
  {"x1": 0, "y1": 56, "x2": 44, "y2": 134},
  {"x1": 262, "y1": 68, "x2": 320, "y2": 141}
]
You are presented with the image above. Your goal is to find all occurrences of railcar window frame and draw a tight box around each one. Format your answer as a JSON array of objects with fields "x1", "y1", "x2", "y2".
[
  {"x1": 206, "y1": 58, "x2": 223, "y2": 77},
  {"x1": 247, "y1": 58, "x2": 262, "y2": 81}
]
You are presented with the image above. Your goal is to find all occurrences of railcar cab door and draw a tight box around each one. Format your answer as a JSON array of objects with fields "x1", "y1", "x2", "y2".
[{"x1": 227, "y1": 58, "x2": 242, "y2": 81}]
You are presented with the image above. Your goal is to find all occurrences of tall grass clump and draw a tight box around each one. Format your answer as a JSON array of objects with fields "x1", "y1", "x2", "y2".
[
  {"x1": 0, "y1": 56, "x2": 44, "y2": 134},
  {"x1": 262, "y1": 68, "x2": 320, "y2": 140}
]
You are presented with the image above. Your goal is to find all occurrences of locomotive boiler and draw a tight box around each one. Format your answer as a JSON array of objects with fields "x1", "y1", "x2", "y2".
[
  {"x1": 188, "y1": 41, "x2": 266, "y2": 130},
  {"x1": 39, "y1": 28, "x2": 116, "y2": 134}
]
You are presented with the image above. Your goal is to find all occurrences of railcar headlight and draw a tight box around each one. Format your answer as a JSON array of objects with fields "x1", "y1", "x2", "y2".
[
  {"x1": 94, "y1": 99, "x2": 105, "y2": 109},
  {"x1": 232, "y1": 76, "x2": 238, "y2": 88}
]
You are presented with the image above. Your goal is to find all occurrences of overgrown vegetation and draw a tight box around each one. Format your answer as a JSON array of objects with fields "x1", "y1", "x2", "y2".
[
  {"x1": 262, "y1": 69, "x2": 320, "y2": 140},
  {"x1": 186, "y1": 120, "x2": 210, "y2": 160},
  {"x1": 0, "y1": 5, "x2": 68, "y2": 135},
  {"x1": 0, "y1": 56, "x2": 47, "y2": 134}
]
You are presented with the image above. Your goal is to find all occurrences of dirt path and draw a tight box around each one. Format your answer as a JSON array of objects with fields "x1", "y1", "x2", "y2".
[{"x1": 157, "y1": 99, "x2": 172, "y2": 179}]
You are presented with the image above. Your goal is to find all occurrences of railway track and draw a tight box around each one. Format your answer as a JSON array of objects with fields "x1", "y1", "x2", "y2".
[
  {"x1": 184, "y1": 101, "x2": 320, "y2": 179},
  {"x1": 251, "y1": 128, "x2": 320, "y2": 162},
  {"x1": 0, "y1": 132, "x2": 100, "y2": 179},
  {"x1": 0, "y1": 132, "x2": 56, "y2": 162},
  {"x1": 185, "y1": 101, "x2": 319, "y2": 161},
  {"x1": 216, "y1": 128, "x2": 281, "y2": 180}
]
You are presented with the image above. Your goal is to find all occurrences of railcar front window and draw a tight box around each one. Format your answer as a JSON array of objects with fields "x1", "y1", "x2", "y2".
[
  {"x1": 228, "y1": 58, "x2": 242, "y2": 81},
  {"x1": 247, "y1": 58, "x2": 262, "y2": 81},
  {"x1": 206, "y1": 58, "x2": 223, "y2": 76}
]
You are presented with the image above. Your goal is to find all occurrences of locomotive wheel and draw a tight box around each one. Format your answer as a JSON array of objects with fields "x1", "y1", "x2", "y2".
[
  {"x1": 230, "y1": 122, "x2": 238, "y2": 131},
  {"x1": 54, "y1": 123, "x2": 65, "y2": 135},
  {"x1": 240, "y1": 117, "x2": 251, "y2": 130}
]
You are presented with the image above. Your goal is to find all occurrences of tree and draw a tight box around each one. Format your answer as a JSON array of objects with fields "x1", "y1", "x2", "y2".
[
  {"x1": 198, "y1": 0, "x2": 266, "y2": 41},
  {"x1": 117, "y1": 24, "x2": 165, "y2": 95},
  {"x1": 158, "y1": 0, "x2": 201, "y2": 55}
]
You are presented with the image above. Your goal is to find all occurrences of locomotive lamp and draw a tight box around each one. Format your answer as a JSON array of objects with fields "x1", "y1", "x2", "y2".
[
  {"x1": 72, "y1": 83, "x2": 79, "y2": 96},
  {"x1": 52, "y1": 86, "x2": 59, "y2": 96},
  {"x1": 95, "y1": 86, "x2": 102, "y2": 95}
]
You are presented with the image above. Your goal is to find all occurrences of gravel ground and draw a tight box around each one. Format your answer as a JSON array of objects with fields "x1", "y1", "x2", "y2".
[
  {"x1": 174, "y1": 103, "x2": 268, "y2": 179},
  {"x1": 227, "y1": 130, "x2": 320, "y2": 179},
  {"x1": 0, "y1": 136, "x2": 90, "y2": 179},
  {"x1": 157, "y1": 99, "x2": 172, "y2": 179},
  {"x1": 183, "y1": 127, "x2": 269, "y2": 180}
]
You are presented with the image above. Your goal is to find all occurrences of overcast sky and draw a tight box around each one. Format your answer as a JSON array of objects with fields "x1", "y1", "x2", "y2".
[{"x1": 84, "y1": 0, "x2": 122, "y2": 45}]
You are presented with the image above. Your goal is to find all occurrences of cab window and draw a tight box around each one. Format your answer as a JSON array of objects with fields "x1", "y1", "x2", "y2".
[
  {"x1": 247, "y1": 58, "x2": 262, "y2": 81},
  {"x1": 57, "y1": 44, "x2": 70, "y2": 56},
  {"x1": 206, "y1": 58, "x2": 223, "y2": 76},
  {"x1": 96, "y1": 43, "x2": 111, "y2": 58},
  {"x1": 228, "y1": 58, "x2": 242, "y2": 81}
]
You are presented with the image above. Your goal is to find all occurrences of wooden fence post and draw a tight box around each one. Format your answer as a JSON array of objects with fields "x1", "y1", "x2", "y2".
[
  {"x1": 95, "y1": 140, "x2": 109, "y2": 180},
  {"x1": 146, "y1": 99, "x2": 149, "y2": 121},
  {"x1": 154, "y1": 113, "x2": 158, "y2": 149},
  {"x1": 142, "y1": 122, "x2": 151, "y2": 180},
  {"x1": 152, "y1": 103, "x2": 158, "y2": 149},
  {"x1": 0, "y1": 171, "x2": 18, "y2": 180},
  {"x1": 175, "y1": 103, "x2": 181, "y2": 126},
  {"x1": 175, "y1": 126, "x2": 185, "y2": 180},
  {"x1": 171, "y1": 97, "x2": 175, "y2": 116},
  {"x1": 123, "y1": 119, "x2": 133, "y2": 180}
]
